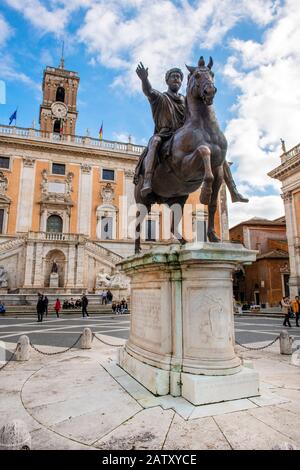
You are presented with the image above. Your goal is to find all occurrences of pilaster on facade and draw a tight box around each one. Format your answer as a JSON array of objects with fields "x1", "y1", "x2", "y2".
[
  {"x1": 75, "y1": 243, "x2": 85, "y2": 288},
  {"x1": 33, "y1": 243, "x2": 44, "y2": 288},
  {"x1": 65, "y1": 244, "x2": 76, "y2": 288},
  {"x1": 269, "y1": 145, "x2": 300, "y2": 297},
  {"x1": 23, "y1": 242, "x2": 34, "y2": 288}
]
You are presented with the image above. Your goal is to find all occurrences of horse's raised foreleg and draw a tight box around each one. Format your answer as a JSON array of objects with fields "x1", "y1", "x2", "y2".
[
  {"x1": 207, "y1": 165, "x2": 223, "y2": 243},
  {"x1": 197, "y1": 145, "x2": 214, "y2": 205}
]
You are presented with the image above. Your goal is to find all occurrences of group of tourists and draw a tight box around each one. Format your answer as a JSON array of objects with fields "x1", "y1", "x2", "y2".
[
  {"x1": 62, "y1": 298, "x2": 82, "y2": 309},
  {"x1": 36, "y1": 292, "x2": 129, "y2": 320},
  {"x1": 280, "y1": 295, "x2": 300, "y2": 327},
  {"x1": 100, "y1": 290, "x2": 113, "y2": 305},
  {"x1": 36, "y1": 294, "x2": 50, "y2": 322},
  {"x1": 36, "y1": 294, "x2": 88, "y2": 321},
  {"x1": 112, "y1": 299, "x2": 128, "y2": 315}
]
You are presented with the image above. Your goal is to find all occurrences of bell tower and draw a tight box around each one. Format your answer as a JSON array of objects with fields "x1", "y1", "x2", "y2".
[{"x1": 39, "y1": 55, "x2": 80, "y2": 136}]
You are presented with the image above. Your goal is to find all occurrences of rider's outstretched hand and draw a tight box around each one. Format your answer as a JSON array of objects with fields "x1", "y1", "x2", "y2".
[{"x1": 136, "y1": 62, "x2": 148, "y2": 81}]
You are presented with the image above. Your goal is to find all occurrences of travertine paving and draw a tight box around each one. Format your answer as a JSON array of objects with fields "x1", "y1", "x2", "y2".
[{"x1": 0, "y1": 337, "x2": 299, "y2": 450}]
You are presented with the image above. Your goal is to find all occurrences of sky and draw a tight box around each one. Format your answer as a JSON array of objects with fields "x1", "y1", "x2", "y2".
[{"x1": 0, "y1": 0, "x2": 299, "y2": 228}]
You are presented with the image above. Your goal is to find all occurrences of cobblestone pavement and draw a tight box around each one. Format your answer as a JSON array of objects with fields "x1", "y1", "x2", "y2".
[{"x1": 0, "y1": 321, "x2": 299, "y2": 450}]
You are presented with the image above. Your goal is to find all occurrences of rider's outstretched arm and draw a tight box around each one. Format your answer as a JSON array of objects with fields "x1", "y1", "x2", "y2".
[{"x1": 136, "y1": 62, "x2": 157, "y2": 99}]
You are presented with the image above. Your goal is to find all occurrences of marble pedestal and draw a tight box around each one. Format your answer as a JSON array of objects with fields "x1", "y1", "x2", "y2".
[
  {"x1": 118, "y1": 243, "x2": 260, "y2": 406},
  {"x1": 49, "y1": 273, "x2": 59, "y2": 288}
]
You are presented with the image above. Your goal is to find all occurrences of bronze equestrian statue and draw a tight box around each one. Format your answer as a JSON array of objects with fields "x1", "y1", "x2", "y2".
[{"x1": 134, "y1": 56, "x2": 248, "y2": 253}]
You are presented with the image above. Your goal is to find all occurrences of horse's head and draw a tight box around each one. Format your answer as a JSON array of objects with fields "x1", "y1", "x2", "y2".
[{"x1": 186, "y1": 56, "x2": 217, "y2": 105}]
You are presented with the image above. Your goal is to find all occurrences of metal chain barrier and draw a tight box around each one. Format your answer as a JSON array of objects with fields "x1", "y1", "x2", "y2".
[
  {"x1": 0, "y1": 344, "x2": 18, "y2": 371},
  {"x1": 92, "y1": 333, "x2": 124, "y2": 348},
  {"x1": 235, "y1": 335, "x2": 280, "y2": 351},
  {"x1": 30, "y1": 334, "x2": 82, "y2": 356}
]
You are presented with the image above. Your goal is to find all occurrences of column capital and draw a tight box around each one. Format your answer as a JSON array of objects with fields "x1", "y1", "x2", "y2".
[{"x1": 281, "y1": 191, "x2": 293, "y2": 203}]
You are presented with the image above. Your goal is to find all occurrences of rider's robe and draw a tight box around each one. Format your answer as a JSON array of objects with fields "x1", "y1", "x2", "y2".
[{"x1": 134, "y1": 90, "x2": 186, "y2": 183}]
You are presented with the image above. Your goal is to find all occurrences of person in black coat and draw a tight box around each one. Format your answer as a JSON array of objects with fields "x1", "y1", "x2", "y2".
[
  {"x1": 36, "y1": 293, "x2": 45, "y2": 322},
  {"x1": 44, "y1": 296, "x2": 49, "y2": 317},
  {"x1": 81, "y1": 294, "x2": 89, "y2": 317}
]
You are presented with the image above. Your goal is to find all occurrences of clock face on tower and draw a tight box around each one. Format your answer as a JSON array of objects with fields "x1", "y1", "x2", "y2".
[{"x1": 51, "y1": 102, "x2": 68, "y2": 119}]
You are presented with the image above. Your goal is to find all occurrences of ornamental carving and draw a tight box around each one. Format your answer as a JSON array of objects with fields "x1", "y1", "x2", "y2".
[
  {"x1": 0, "y1": 171, "x2": 8, "y2": 195},
  {"x1": 40, "y1": 169, "x2": 73, "y2": 205},
  {"x1": 124, "y1": 168, "x2": 135, "y2": 178},
  {"x1": 281, "y1": 191, "x2": 293, "y2": 203},
  {"x1": 81, "y1": 163, "x2": 92, "y2": 173},
  {"x1": 65, "y1": 172, "x2": 74, "y2": 197},
  {"x1": 280, "y1": 263, "x2": 290, "y2": 274},
  {"x1": 101, "y1": 183, "x2": 115, "y2": 204},
  {"x1": 23, "y1": 157, "x2": 35, "y2": 167},
  {"x1": 41, "y1": 169, "x2": 48, "y2": 195}
]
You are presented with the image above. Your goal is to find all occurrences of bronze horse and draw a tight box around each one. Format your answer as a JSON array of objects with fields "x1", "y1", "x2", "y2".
[{"x1": 134, "y1": 56, "x2": 227, "y2": 253}]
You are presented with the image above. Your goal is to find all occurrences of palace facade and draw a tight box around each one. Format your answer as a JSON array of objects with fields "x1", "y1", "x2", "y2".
[
  {"x1": 230, "y1": 217, "x2": 289, "y2": 306},
  {"x1": 0, "y1": 60, "x2": 227, "y2": 294},
  {"x1": 269, "y1": 143, "x2": 300, "y2": 298}
]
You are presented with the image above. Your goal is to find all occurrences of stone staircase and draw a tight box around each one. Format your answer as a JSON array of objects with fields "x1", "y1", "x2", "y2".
[
  {"x1": 0, "y1": 237, "x2": 25, "y2": 255},
  {"x1": 85, "y1": 240, "x2": 123, "y2": 267}
]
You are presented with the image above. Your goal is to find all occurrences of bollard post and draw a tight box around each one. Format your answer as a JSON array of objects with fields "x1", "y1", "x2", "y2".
[
  {"x1": 0, "y1": 420, "x2": 31, "y2": 450},
  {"x1": 15, "y1": 335, "x2": 30, "y2": 361},
  {"x1": 81, "y1": 328, "x2": 92, "y2": 349},
  {"x1": 291, "y1": 347, "x2": 300, "y2": 367},
  {"x1": 279, "y1": 330, "x2": 294, "y2": 355}
]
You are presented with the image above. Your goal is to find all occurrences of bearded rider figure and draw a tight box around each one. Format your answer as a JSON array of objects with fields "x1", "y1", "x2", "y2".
[{"x1": 134, "y1": 62, "x2": 248, "y2": 203}]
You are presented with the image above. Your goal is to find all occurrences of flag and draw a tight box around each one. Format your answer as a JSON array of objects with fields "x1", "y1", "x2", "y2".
[
  {"x1": 9, "y1": 109, "x2": 17, "y2": 126},
  {"x1": 99, "y1": 122, "x2": 103, "y2": 140},
  {"x1": 59, "y1": 119, "x2": 63, "y2": 135}
]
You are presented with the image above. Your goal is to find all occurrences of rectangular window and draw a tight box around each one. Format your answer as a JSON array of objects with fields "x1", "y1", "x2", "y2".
[
  {"x1": 52, "y1": 163, "x2": 66, "y2": 175},
  {"x1": 146, "y1": 219, "x2": 156, "y2": 241},
  {"x1": 101, "y1": 216, "x2": 113, "y2": 240},
  {"x1": 102, "y1": 169, "x2": 115, "y2": 181},
  {"x1": 0, "y1": 209, "x2": 4, "y2": 234},
  {"x1": 0, "y1": 156, "x2": 10, "y2": 169}
]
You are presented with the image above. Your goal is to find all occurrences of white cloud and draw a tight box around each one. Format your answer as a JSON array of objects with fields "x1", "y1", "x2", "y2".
[
  {"x1": 4, "y1": 0, "x2": 76, "y2": 35},
  {"x1": 228, "y1": 193, "x2": 284, "y2": 228},
  {"x1": 113, "y1": 132, "x2": 135, "y2": 143},
  {"x1": 0, "y1": 53, "x2": 39, "y2": 90},
  {"x1": 224, "y1": 0, "x2": 300, "y2": 193},
  {"x1": 76, "y1": 0, "x2": 279, "y2": 92},
  {"x1": 0, "y1": 14, "x2": 13, "y2": 47},
  {"x1": 3, "y1": 1, "x2": 280, "y2": 92}
]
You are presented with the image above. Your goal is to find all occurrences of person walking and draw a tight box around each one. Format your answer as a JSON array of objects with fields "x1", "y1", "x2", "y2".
[
  {"x1": 107, "y1": 290, "x2": 113, "y2": 304},
  {"x1": 281, "y1": 296, "x2": 291, "y2": 327},
  {"x1": 291, "y1": 296, "x2": 300, "y2": 327},
  {"x1": 101, "y1": 290, "x2": 108, "y2": 305},
  {"x1": 82, "y1": 294, "x2": 89, "y2": 317},
  {"x1": 54, "y1": 298, "x2": 61, "y2": 318},
  {"x1": 44, "y1": 296, "x2": 49, "y2": 317},
  {"x1": 36, "y1": 293, "x2": 45, "y2": 323}
]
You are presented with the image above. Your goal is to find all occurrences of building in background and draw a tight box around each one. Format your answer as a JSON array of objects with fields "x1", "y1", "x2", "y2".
[
  {"x1": 269, "y1": 143, "x2": 300, "y2": 299},
  {"x1": 230, "y1": 217, "x2": 289, "y2": 306},
  {"x1": 0, "y1": 59, "x2": 226, "y2": 294}
]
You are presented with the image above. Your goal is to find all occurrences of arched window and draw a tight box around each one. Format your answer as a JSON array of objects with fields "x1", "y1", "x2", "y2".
[
  {"x1": 56, "y1": 86, "x2": 65, "y2": 103},
  {"x1": 53, "y1": 119, "x2": 61, "y2": 134},
  {"x1": 46, "y1": 215, "x2": 63, "y2": 233}
]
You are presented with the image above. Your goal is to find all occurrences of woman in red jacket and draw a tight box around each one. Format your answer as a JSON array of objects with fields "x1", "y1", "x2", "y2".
[{"x1": 54, "y1": 298, "x2": 61, "y2": 318}]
